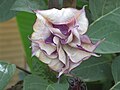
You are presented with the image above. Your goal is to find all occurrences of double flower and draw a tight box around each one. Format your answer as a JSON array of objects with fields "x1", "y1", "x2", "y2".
[{"x1": 31, "y1": 7, "x2": 101, "y2": 77}]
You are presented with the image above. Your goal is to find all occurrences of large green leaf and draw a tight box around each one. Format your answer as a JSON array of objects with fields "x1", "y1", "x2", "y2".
[
  {"x1": 89, "y1": 0, "x2": 120, "y2": 20},
  {"x1": 23, "y1": 75, "x2": 68, "y2": 90},
  {"x1": 77, "y1": 0, "x2": 88, "y2": 8},
  {"x1": 16, "y1": 12, "x2": 36, "y2": 70},
  {"x1": 112, "y1": 56, "x2": 120, "y2": 83},
  {"x1": 110, "y1": 56, "x2": 120, "y2": 90},
  {"x1": 23, "y1": 75, "x2": 49, "y2": 90},
  {"x1": 110, "y1": 82, "x2": 120, "y2": 90},
  {"x1": 0, "y1": 0, "x2": 16, "y2": 22},
  {"x1": 16, "y1": 12, "x2": 57, "y2": 82},
  {"x1": 72, "y1": 56, "x2": 112, "y2": 82},
  {"x1": 87, "y1": 7, "x2": 120, "y2": 53},
  {"x1": 47, "y1": 83, "x2": 68, "y2": 90},
  {"x1": 11, "y1": 0, "x2": 48, "y2": 13},
  {"x1": 0, "y1": 61, "x2": 16, "y2": 90}
]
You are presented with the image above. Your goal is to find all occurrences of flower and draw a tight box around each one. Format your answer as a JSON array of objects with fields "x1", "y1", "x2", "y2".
[{"x1": 31, "y1": 7, "x2": 101, "y2": 77}]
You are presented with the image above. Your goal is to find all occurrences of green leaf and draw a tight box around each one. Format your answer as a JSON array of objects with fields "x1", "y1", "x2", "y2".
[
  {"x1": 77, "y1": 0, "x2": 88, "y2": 8},
  {"x1": 16, "y1": 12, "x2": 57, "y2": 82},
  {"x1": 23, "y1": 75, "x2": 49, "y2": 90},
  {"x1": 112, "y1": 56, "x2": 120, "y2": 84},
  {"x1": 0, "y1": 0, "x2": 16, "y2": 22},
  {"x1": 23, "y1": 75, "x2": 68, "y2": 90},
  {"x1": 0, "y1": 61, "x2": 16, "y2": 90},
  {"x1": 72, "y1": 56, "x2": 112, "y2": 82},
  {"x1": 89, "y1": 0, "x2": 120, "y2": 20},
  {"x1": 11, "y1": 0, "x2": 48, "y2": 13},
  {"x1": 16, "y1": 12, "x2": 36, "y2": 70},
  {"x1": 110, "y1": 82, "x2": 120, "y2": 90},
  {"x1": 87, "y1": 7, "x2": 120, "y2": 53},
  {"x1": 47, "y1": 83, "x2": 68, "y2": 90}
]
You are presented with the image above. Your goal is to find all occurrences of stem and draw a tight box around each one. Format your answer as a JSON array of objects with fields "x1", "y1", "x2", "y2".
[
  {"x1": 63, "y1": 0, "x2": 76, "y2": 8},
  {"x1": 16, "y1": 66, "x2": 31, "y2": 74},
  {"x1": 48, "y1": 0, "x2": 76, "y2": 9},
  {"x1": 48, "y1": 0, "x2": 61, "y2": 9}
]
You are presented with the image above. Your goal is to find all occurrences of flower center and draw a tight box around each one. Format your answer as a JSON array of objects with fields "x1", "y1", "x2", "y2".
[{"x1": 52, "y1": 24, "x2": 69, "y2": 35}]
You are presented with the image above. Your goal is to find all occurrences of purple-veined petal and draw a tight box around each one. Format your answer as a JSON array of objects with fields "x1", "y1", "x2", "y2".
[
  {"x1": 34, "y1": 40, "x2": 56, "y2": 55},
  {"x1": 53, "y1": 24, "x2": 69, "y2": 35},
  {"x1": 45, "y1": 34, "x2": 54, "y2": 44},
  {"x1": 69, "y1": 29, "x2": 81, "y2": 47},
  {"x1": 80, "y1": 35, "x2": 102, "y2": 52},
  {"x1": 80, "y1": 35, "x2": 91, "y2": 44},
  {"x1": 44, "y1": 50, "x2": 58, "y2": 59},
  {"x1": 63, "y1": 45, "x2": 94, "y2": 63},
  {"x1": 49, "y1": 27, "x2": 66, "y2": 39}
]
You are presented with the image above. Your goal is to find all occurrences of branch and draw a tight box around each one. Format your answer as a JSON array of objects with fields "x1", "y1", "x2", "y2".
[{"x1": 16, "y1": 65, "x2": 31, "y2": 74}]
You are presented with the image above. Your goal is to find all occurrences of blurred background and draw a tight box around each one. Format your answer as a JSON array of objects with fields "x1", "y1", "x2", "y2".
[{"x1": 0, "y1": 18, "x2": 25, "y2": 88}]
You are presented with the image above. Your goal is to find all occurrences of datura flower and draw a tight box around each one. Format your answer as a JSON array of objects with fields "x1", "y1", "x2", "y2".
[{"x1": 31, "y1": 7, "x2": 101, "y2": 77}]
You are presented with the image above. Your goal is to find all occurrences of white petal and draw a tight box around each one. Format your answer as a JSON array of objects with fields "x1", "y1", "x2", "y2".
[
  {"x1": 69, "y1": 61, "x2": 82, "y2": 72},
  {"x1": 32, "y1": 18, "x2": 51, "y2": 40},
  {"x1": 63, "y1": 45, "x2": 93, "y2": 63},
  {"x1": 37, "y1": 50, "x2": 52, "y2": 64},
  {"x1": 50, "y1": 28, "x2": 66, "y2": 39},
  {"x1": 35, "y1": 40, "x2": 56, "y2": 55},
  {"x1": 69, "y1": 29, "x2": 81, "y2": 47},
  {"x1": 53, "y1": 36, "x2": 59, "y2": 45},
  {"x1": 35, "y1": 8, "x2": 80, "y2": 24},
  {"x1": 66, "y1": 32, "x2": 73, "y2": 43},
  {"x1": 76, "y1": 6, "x2": 89, "y2": 35},
  {"x1": 48, "y1": 59, "x2": 64, "y2": 72},
  {"x1": 81, "y1": 40, "x2": 101, "y2": 52},
  {"x1": 58, "y1": 46, "x2": 66, "y2": 64},
  {"x1": 58, "y1": 57, "x2": 70, "y2": 77}
]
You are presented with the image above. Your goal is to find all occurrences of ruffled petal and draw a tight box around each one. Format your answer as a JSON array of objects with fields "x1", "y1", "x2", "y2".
[
  {"x1": 76, "y1": 6, "x2": 89, "y2": 35},
  {"x1": 34, "y1": 8, "x2": 80, "y2": 24},
  {"x1": 69, "y1": 29, "x2": 81, "y2": 47},
  {"x1": 53, "y1": 24, "x2": 69, "y2": 35},
  {"x1": 34, "y1": 40, "x2": 56, "y2": 55},
  {"x1": 80, "y1": 35, "x2": 101, "y2": 52},
  {"x1": 69, "y1": 60, "x2": 82, "y2": 72},
  {"x1": 53, "y1": 36, "x2": 59, "y2": 45},
  {"x1": 58, "y1": 56, "x2": 70, "y2": 77},
  {"x1": 58, "y1": 46, "x2": 66, "y2": 65},
  {"x1": 32, "y1": 17, "x2": 51, "y2": 40},
  {"x1": 63, "y1": 45, "x2": 94, "y2": 63},
  {"x1": 49, "y1": 28, "x2": 66, "y2": 39},
  {"x1": 31, "y1": 42, "x2": 40, "y2": 56},
  {"x1": 66, "y1": 32, "x2": 73, "y2": 43},
  {"x1": 35, "y1": 50, "x2": 52, "y2": 64},
  {"x1": 48, "y1": 59, "x2": 64, "y2": 72}
]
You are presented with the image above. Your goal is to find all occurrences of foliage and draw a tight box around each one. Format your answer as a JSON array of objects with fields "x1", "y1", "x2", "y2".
[
  {"x1": 0, "y1": 61, "x2": 16, "y2": 90},
  {"x1": 0, "y1": 0, "x2": 120, "y2": 90},
  {"x1": 0, "y1": 0, "x2": 16, "y2": 22}
]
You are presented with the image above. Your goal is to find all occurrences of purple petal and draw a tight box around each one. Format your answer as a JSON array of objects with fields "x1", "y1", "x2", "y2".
[
  {"x1": 80, "y1": 35, "x2": 91, "y2": 44},
  {"x1": 53, "y1": 24, "x2": 69, "y2": 35},
  {"x1": 45, "y1": 34, "x2": 54, "y2": 44}
]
